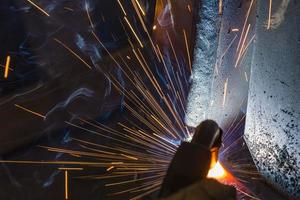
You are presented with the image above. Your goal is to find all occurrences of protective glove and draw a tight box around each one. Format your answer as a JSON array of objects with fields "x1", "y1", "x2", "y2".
[{"x1": 160, "y1": 178, "x2": 236, "y2": 200}]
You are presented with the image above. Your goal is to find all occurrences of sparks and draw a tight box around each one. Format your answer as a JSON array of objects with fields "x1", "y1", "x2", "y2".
[
  {"x1": 134, "y1": 0, "x2": 146, "y2": 16},
  {"x1": 245, "y1": 71, "x2": 248, "y2": 82},
  {"x1": 117, "y1": 0, "x2": 127, "y2": 16},
  {"x1": 124, "y1": 16, "x2": 144, "y2": 48},
  {"x1": 26, "y1": 0, "x2": 50, "y2": 17},
  {"x1": 235, "y1": 24, "x2": 251, "y2": 68},
  {"x1": 187, "y1": 4, "x2": 192, "y2": 13},
  {"x1": 14, "y1": 104, "x2": 45, "y2": 119},
  {"x1": 4, "y1": 55, "x2": 10, "y2": 79},
  {"x1": 65, "y1": 170, "x2": 69, "y2": 200},
  {"x1": 222, "y1": 78, "x2": 228, "y2": 107},
  {"x1": 219, "y1": 0, "x2": 223, "y2": 15},
  {"x1": 236, "y1": 0, "x2": 254, "y2": 53},
  {"x1": 58, "y1": 168, "x2": 83, "y2": 171},
  {"x1": 183, "y1": 29, "x2": 192, "y2": 73},
  {"x1": 54, "y1": 38, "x2": 92, "y2": 69},
  {"x1": 267, "y1": 0, "x2": 273, "y2": 30},
  {"x1": 2, "y1": 1, "x2": 262, "y2": 199}
]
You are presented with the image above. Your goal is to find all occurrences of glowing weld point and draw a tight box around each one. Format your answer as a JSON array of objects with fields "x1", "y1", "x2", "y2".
[
  {"x1": 207, "y1": 161, "x2": 226, "y2": 179},
  {"x1": 185, "y1": 134, "x2": 193, "y2": 142}
]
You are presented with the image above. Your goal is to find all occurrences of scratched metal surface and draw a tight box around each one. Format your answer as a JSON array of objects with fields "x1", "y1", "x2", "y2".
[
  {"x1": 185, "y1": 0, "x2": 221, "y2": 127},
  {"x1": 244, "y1": 0, "x2": 300, "y2": 199},
  {"x1": 185, "y1": 0, "x2": 298, "y2": 199}
]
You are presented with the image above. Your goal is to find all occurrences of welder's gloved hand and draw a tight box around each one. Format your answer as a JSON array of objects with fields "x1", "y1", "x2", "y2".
[{"x1": 159, "y1": 179, "x2": 236, "y2": 200}]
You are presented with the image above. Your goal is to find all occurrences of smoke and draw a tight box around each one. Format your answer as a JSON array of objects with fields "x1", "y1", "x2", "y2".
[{"x1": 157, "y1": 4, "x2": 174, "y2": 28}]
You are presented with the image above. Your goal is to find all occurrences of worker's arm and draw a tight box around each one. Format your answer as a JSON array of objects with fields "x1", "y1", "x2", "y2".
[
  {"x1": 158, "y1": 120, "x2": 236, "y2": 200},
  {"x1": 160, "y1": 179, "x2": 236, "y2": 200}
]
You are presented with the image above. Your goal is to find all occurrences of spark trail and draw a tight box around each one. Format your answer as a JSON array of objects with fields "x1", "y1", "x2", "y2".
[{"x1": 2, "y1": 0, "x2": 265, "y2": 199}]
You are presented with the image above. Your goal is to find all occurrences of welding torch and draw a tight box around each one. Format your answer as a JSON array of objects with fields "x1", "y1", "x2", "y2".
[{"x1": 158, "y1": 120, "x2": 234, "y2": 199}]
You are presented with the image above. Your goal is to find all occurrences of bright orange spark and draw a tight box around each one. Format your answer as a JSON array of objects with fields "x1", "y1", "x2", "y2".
[
  {"x1": 58, "y1": 168, "x2": 83, "y2": 171},
  {"x1": 27, "y1": 0, "x2": 50, "y2": 17},
  {"x1": 131, "y1": 0, "x2": 160, "y2": 60},
  {"x1": 54, "y1": 38, "x2": 92, "y2": 69},
  {"x1": 65, "y1": 170, "x2": 69, "y2": 200},
  {"x1": 4, "y1": 55, "x2": 10, "y2": 79},
  {"x1": 106, "y1": 166, "x2": 115, "y2": 171},
  {"x1": 236, "y1": 0, "x2": 254, "y2": 53},
  {"x1": 219, "y1": 0, "x2": 223, "y2": 15},
  {"x1": 267, "y1": 0, "x2": 273, "y2": 30},
  {"x1": 124, "y1": 17, "x2": 144, "y2": 48},
  {"x1": 134, "y1": 0, "x2": 146, "y2": 16},
  {"x1": 183, "y1": 29, "x2": 192, "y2": 73},
  {"x1": 117, "y1": 0, "x2": 127, "y2": 16},
  {"x1": 235, "y1": 24, "x2": 251, "y2": 68},
  {"x1": 14, "y1": 104, "x2": 45, "y2": 119}
]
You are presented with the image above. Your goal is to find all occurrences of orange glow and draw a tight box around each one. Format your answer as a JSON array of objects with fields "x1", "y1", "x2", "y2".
[
  {"x1": 4, "y1": 55, "x2": 10, "y2": 78},
  {"x1": 65, "y1": 170, "x2": 68, "y2": 200},
  {"x1": 207, "y1": 161, "x2": 227, "y2": 179}
]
